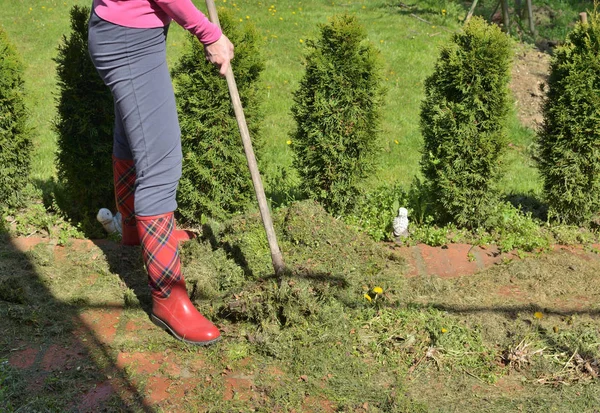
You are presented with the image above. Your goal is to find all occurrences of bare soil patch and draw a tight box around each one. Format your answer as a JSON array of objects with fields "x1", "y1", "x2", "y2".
[{"x1": 509, "y1": 45, "x2": 551, "y2": 130}]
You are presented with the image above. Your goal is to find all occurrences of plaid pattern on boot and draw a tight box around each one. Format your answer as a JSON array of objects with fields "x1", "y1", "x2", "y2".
[
  {"x1": 137, "y1": 212, "x2": 182, "y2": 299},
  {"x1": 113, "y1": 156, "x2": 136, "y2": 226}
]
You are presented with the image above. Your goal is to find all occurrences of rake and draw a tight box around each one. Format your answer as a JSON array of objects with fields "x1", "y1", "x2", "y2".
[{"x1": 204, "y1": 0, "x2": 286, "y2": 276}]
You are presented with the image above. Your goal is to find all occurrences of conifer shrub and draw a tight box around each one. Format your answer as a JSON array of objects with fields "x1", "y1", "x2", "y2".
[
  {"x1": 290, "y1": 14, "x2": 385, "y2": 216},
  {"x1": 538, "y1": 11, "x2": 600, "y2": 225},
  {"x1": 0, "y1": 28, "x2": 33, "y2": 209},
  {"x1": 54, "y1": 5, "x2": 114, "y2": 236},
  {"x1": 172, "y1": 9, "x2": 264, "y2": 224},
  {"x1": 419, "y1": 16, "x2": 512, "y2": 228}
]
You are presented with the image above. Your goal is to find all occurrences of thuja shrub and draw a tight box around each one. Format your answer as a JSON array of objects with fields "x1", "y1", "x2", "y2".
[
  {"x1": 54, "y1": 5, "x2": 114, "y2": 236},
  {"x1": 420, "y1": 16, "x2": 512, "y2": 228},
  {"x1": 0, "y1": 28, "x2": 33, "y2": 209},
  {"x1": 290, "y1": 14, "x2": 385, "y2": 216},
  {"x1": 172, "y1": 9, "x2": 264, "y2": 224},
  {"x1": 538, "y1": 11, "x2": 600, "y2": 225}
]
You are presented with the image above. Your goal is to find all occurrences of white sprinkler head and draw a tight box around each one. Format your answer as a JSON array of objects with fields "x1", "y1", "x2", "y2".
[{"x1": 97, "y1": 208, "x2": 113, "y2": 224}]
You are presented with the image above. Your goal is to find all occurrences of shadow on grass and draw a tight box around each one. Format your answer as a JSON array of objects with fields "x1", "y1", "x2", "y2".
[
  {"x1": 91, "y1": 239, "x2": 152, "y2": 313},
  {"x1": 0, "y1": 231, "x2": 154, "y2": 412},
  {"x1": 423, "y1": 302, "x2": 600, "y2": 318},
  {"x1": 201, "y1": 224, "x2": 253, "y2": 279},
  {"x1": 505, "y1": 192, "x2": 548, "y2": 220}
]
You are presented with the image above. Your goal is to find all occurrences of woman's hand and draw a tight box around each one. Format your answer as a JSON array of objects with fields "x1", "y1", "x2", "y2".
[{"x1": 204, "y1": 34, "x2": 234, "y2": 76}]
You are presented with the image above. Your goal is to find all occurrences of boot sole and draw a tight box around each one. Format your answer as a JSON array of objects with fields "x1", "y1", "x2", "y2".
[{"x1": 151, "y1": 314, "x2": 221, "y2": 346}]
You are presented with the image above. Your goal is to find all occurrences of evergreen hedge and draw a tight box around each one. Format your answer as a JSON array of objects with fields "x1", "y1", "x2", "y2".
[
  {"x1": 290, "y1": 14, "x2": 385, "y2": 216},
  {"x1": 172, "y1": 9, "x2": 264, "y2": 224},
  {"x1": 0, "y1": 28, "x2": 33, "y2": 209},
  {"x1": 538, "y1": 11, "x2": 600, "y2": 225},
  {"x1": 54, "y1": 5, "x2": 114, "y2": 236},
  {"x1": 419, "y1": 17, "x2": 512, "y2": 228}
]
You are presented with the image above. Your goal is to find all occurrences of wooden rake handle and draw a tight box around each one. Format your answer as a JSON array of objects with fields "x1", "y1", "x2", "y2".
[{"x1": 204, "y1": 0, "x2": 285, "y2": 276}]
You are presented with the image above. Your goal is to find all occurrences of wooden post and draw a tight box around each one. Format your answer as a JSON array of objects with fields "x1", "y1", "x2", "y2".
[
  {"x1": 580, "y1": 12, "x2": 588, "y2": 24},
  {"x1": 526, "y1": 0, "x2": 536, "y2": 35},
  {"x1": 464, "y1": 0, "x2": 479, "y2": 24},
  {"x1": 204, "y1": 0, "x2": 286, "y2": 276},
  {"x1": 500, "y1": 0, "x2": 510, "y2": 33}
]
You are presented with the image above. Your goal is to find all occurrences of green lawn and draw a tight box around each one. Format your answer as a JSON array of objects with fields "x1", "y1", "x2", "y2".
[{"x1": 1, "y1": 0, "x2": 542, "y2": 198}]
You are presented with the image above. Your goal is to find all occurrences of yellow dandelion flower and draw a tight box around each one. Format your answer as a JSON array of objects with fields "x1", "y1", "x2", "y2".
[
  {"x1": 442, "y1": 9, "x2": 446, "y2": 14},
  {"x1": 364, "y1": 293, "x2": 372, "y2": 302},
  {"x1": 280, "y1": 17, "x2": 283, "y2": 20},
  {"x1": 362, "y1": 5, "x2": 366, "y2": 9},
  {"x1": 239, "y1": 18, "x2": 243, "y2": 21},
  {"x1": 286, "y1": 140, "x2": 292, "y2": 145},
  {"x1": 373, "y1": 286, "x2": 383, "y2": 295},
  {"x1": 380, "y1": 40, "x2": 384, "y2": 43},
  {"x1": 534, "y1": 311, "x2": 543, "y2": 319},
  {"x1": 292, "y1": 11, "x2": 296, "y2": 14},
  {"x1": 246, "y1": 15, "x2": 250, "y2": 19},
  {"x1": 299, "y1": 39, "x2": 304, "y2": 43},
  {"x1": 394, "y1": 140, "x2": 399, "y2": 144},
  {"x1": 441, "y1": 328, "x2": 448, "y2": 333}
]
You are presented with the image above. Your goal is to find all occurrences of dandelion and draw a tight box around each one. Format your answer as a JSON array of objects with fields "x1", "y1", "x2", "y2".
[
  {"x1": 442, "y1": 9, "x2": 446, "y2": 15},
  {"x1": 246, "y1": 15, "x2": 250, "y2": 19},
  {"x1": 286, "y1": 140, "x2": 292, "y2": 145},
  {"x1": 373, "y1": 286, "x2": 383, "y2": 295},
  {"x1": 364, "y1": 293, "x2": 372, "y2": 302},
  {"x1": 441, "y1": 328, "x2": 448, "y2": 333},
  {"x1": 299, "y1": 39, "x2": 304, "y2": 43},
  {"x1": 534, "y1": 311, "x2": 543, "y2": 319},
  {"x1": 394, "y1": 140, "x2": 399, "y2": 144},
  {"x1": 362, "y1": 5, "x2": 366, "y2": 9},
  {"x1": 380, "y1": 39, "x2": 384, "y2": 43}
]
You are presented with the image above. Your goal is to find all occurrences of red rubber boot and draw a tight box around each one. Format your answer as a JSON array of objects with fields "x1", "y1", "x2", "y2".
[
  {"x1": 113, "y1": 156, "x2": 139, "y2": 245},
  {"x1": 136, "y1": 212, "x2": 220, "y2": 345},
  {"x1": 113, "y1": 156, "x2": 196, "y2": 246}
]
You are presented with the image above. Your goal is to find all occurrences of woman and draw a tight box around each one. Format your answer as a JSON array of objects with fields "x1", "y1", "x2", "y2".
[{"x1": 88, "y1": 0, "x2": 234, "y2": 346}]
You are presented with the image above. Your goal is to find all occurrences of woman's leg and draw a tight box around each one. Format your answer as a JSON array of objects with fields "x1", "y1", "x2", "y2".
[{"x1": 88, "y1": 11, "x2": 219, "y2": 345}]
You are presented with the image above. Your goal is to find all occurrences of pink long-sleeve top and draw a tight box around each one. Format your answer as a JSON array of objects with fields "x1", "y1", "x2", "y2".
[{"x1": 93, "y1": 0, "x2": 222, "y2": 45}]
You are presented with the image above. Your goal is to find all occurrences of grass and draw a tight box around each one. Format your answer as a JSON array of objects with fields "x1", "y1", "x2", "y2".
[
  {"x1": 2, "y1": 1, "x2": 600, "y2": 410},
  {"x1": 2, "y1": 201, "x2": 600, "y2": 411},
  {"x1": 1, "y1": 0, "x2": 560, "y2": 196}
]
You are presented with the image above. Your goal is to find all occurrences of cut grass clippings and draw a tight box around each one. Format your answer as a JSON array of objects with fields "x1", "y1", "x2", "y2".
[{"x1": 3, "y1": 201, "x2": 600, "y2": 411}]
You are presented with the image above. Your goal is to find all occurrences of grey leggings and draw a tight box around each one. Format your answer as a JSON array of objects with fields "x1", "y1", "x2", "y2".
[{"x1": 88, "y1": 10, "x2": 182, "y2": 217}]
